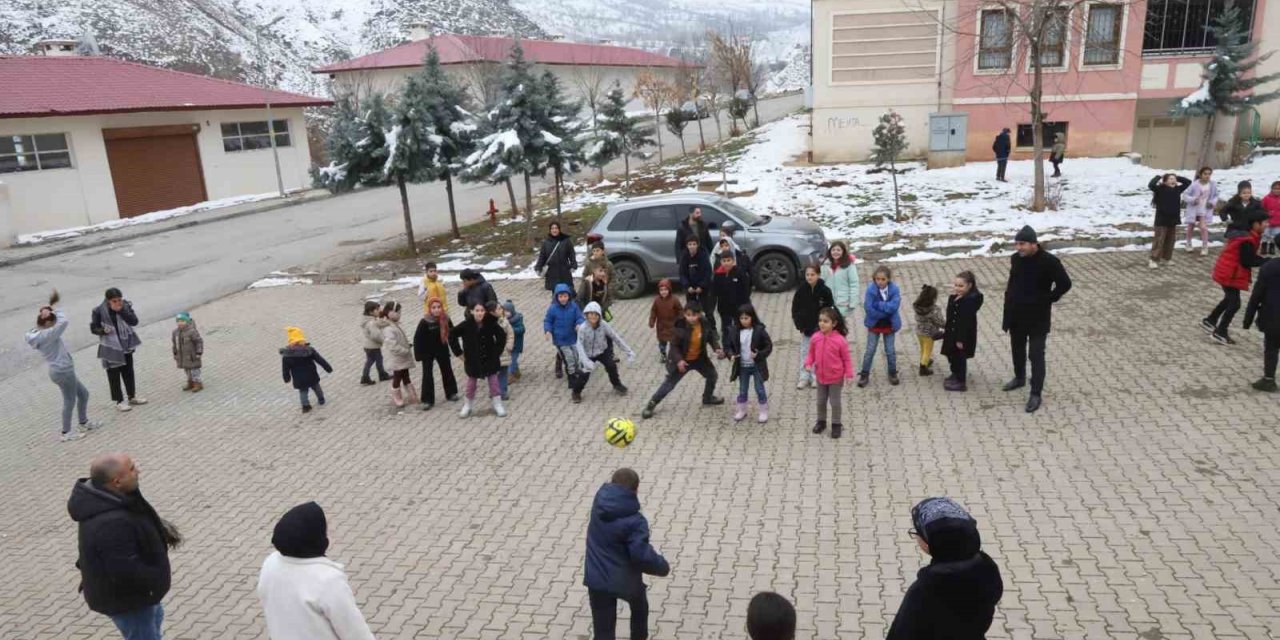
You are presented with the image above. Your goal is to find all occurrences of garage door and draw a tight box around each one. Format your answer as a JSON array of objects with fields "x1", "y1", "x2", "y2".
[
  {"x1": 103, "y1": 124, "x2": 207, "y2": 218},
  {"x1": 1134, "y1": 117, "x2": 1188, "y2": 169}
]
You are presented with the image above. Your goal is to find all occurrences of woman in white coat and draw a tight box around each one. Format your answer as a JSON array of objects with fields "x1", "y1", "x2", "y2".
[
  {"x1": 821, "y1": 241, "x2": 860, "y2": 347},
  {"x1": 257, "y1": 502, "x2": 376, "y2": 640}
]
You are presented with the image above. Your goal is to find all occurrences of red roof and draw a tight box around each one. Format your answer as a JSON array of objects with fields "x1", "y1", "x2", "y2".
[
  {"x1": 314, "y1": 34, "x2": 688, "y2": 74},
  {"x1": 0, "y1": 56, "x2": 331, "y2": 119}
]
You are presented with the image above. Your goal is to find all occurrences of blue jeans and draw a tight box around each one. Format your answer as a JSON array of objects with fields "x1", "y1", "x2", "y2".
[
  {"x1": 509, "y1": 348, "x2": 522, "y2": 376},
  {"x1": 797, "y1": 334, "x2": 813, "y2": 383},
  {"x1": 737, "y1": 364, "x2": 767, "y2": 403},
  {"x1": 860, "y1": 332, "x2": 898, "y2": 375},
  {"x1": 498, "y1": 367, "x2": 509, "y2": 396},
  {"x1": 298, "y1": 383, "x2": 325, "y2": 408},
  {"x1": 50, "y1": 367, "x2": 89, "y2": 434},
  {"x1": 111, "y1": 603, "x2": 164, "y2": 640}
]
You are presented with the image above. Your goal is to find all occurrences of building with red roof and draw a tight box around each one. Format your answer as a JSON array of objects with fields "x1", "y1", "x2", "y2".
[{"x1": 0, "y1": 51, "x2": 330, "y2": 243}]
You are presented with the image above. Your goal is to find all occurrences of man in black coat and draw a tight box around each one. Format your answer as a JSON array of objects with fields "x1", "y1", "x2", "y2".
[
  {"x1": 1244, "y1": 259, "x2": 1280, "y2": 391},
  {"x1": 674, "y1": 206, "x2": 714, "y2": 257},
  {"x1": 992, "y1": 128, "x2": 1011, "y2": 182},
  {"x1": 1002, "y1": 226, "x2": 1072, "y2": 413},
  {"x1": 68, "y1": 453, "x2": 180, "y2": 639}
]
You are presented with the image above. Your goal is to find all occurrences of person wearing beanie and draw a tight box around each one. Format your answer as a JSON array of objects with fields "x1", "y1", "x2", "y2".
[
  {"x1": 1220, "y1": 180, "x2": 1265, "y2": 226},
  {"x1": 886, "y1": 497, "x2": 1003, "y2": 640},
  {"x1": 1205, "y1": 210, "x2": 1270, "y2": 345},
  {"x1": 747, "y1": 592, "x2": 796, "y2": 640},
  {"x1": 501, "y1": 300, "x2": 526, "y2": 382},
  {"x1": 280, "y1": 327, "x2": 332, "y2": 413},
  {"x1": 1002, "y1": 226, "x2": 1072, "y2": 413},
  {"x1": 171, "y1": 311, "x2": 204, "y2": 393},
  {"x1": 257, "y1": 502, "x2": 376, "y2": 640}
]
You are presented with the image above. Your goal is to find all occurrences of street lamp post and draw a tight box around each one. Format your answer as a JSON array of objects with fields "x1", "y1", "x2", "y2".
[{"x1": 256, "y1": 24, "x2": 287, "y2": 198}]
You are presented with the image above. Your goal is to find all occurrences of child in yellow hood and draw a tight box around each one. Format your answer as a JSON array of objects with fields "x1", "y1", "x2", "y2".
[{"x1": 280, "y1": 326, "x2": 332, "y2": 413}]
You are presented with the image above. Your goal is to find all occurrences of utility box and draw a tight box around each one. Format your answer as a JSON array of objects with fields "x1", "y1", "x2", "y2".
[{"x1": 928, "y1": 113, "x2": 968, "y2": 169}]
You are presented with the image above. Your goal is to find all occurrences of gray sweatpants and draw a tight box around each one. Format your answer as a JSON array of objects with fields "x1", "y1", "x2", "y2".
[
  {"x1": 816, "y1": 381, "x2": 844, "y2": 424},
  {"x1": 50, "y1": 368, "x2": 89, "y2": 434}
]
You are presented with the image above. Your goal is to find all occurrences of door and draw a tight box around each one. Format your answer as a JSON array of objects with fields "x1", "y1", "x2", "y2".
[
  {"x1": 1134, "y1": 117, "x2": 1188, "y2": 169},
  {"x1": 103, "y1": 125, "x2": 206, "y2": 218},
  {"x1": 628, "y1": 205, "x2": 681, "y2": 279}
]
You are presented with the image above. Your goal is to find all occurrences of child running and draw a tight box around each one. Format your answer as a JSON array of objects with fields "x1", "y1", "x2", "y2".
[
  {"x1": 416, "y1": 261, "x2": 448, "y2": 316},
  {"x1": 171, "y1": 312, "x2": 204, "y2": 392},
  {"x1": 379, "y1": 301, "x2": 417, "y2": 408},
  {"x1": 913, "y1": 285, "x2": 944, "y2": 377},
  {"x1": 544, "y1": 283, "x2": 587, "y2": 387},
  {"x1": 490, "y1": 301, "x2": 515, "y2": 401},
  {"x1": 942, "y1": 271, "x2": 984, "y2": 392},
  {"x1": 641, "y1": 302, "x2": 724, "y2": 419},
  {"x1": 725, "y1": 303, "x2": 773, "y2": 423},
  {"x1": 450, "y1": 302, "x2": 508, "y2": 418},
  {"x1": 413, "y1": 297, "x2": 459, "y2": 410},
  {"x1": 791, "y1": 265, "x2": 835, "y2": 389},
  {"x1": 280, "y1": 327, "x2": 332, "y2": 413},
  {"x1": 1204, "y1": 210, "x2": 1270, "y2": 345},
  {"x1": 502, "y1": 300, "x2": 525, "y2": 382},
  {"x1": 649, "y1": 279, "x2": 683, "y2": 362},
  {"x1": 859, "y1": 265, "x2": 902, "y2": 387},
  {"x1": 1181, "y1": 167, "x2": 1218, "y2": 256},
  {"x1": 573, "y1": 301, "x2": 636, "y2": 402},
  {"x1": 805, "y1": 308, "x2": 854, "y2": 439},
  {"x1": 359, "y1": 301, "x2": 390, "y2": 385}
]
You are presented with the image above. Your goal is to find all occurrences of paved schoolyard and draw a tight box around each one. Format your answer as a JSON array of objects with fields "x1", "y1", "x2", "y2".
[{"x1": 0, "y1": 250, "x2": 1276, "y2": 639}]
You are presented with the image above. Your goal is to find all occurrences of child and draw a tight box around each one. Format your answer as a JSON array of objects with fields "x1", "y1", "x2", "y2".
[
  {"x1": 379, "y1": 301, "x2": 417, "y2": 408},
  {"x1": 583, "y1": 468, "x2": 670, "y2": 640},
  {"x1": 649, "y1": 279, "x2": 683, "y2": 362},
  {"x1": 805, "y1": 307, "x2": 853, "y2": 439},
  {"x1": 172, "y1": 312, "x2": 204, "y2": 392},
  {"x1": 502, "y1": 300, "x2": 526, "y2": 382},
  {"x1": 573, "y1": 301, "x2": 636, "y2": 402},
  {"x1": 1262, "y1": 180, "x2": 1280, "y2": 255},
  {"x1": 582, "y1": 241, "x2": 615, "y2": 284},
  {"x1": 718, "y1": 222, "x2": 753, "y2": 275},
  {"x1": 1204, "y1": 210, "x2": 1270, "y2": 344},
  {"x1": 416, "y1": 261, "x2": 448, "y2": 316},
  {"x1": 544, "y1": 283, "x2": 587, "y2": 386},
  {"x1": 725, "y1": 303, "x2": 773, "y2": 423},
  {"x1": 1181, "y1": 166, "x2": 1218, "y2": 256},
  {"x1": 1243, "y1": 259, "x2": 1280, "y2": 391},
  {"x1": 942, "y1": 271, "x2": 984, "y2": 392},
  {"x1": 679, "y1": 236, "x2": 714, "y2": 329},
  {"x1": 1220, "y1": 180, "x2": 1265, "y2": 226},
  {"x1": 490, "y1": 301, "x2": 515, "y2": 401},
  {"x1": 913, "y1": 285, "x2": 944, "y2": 377},
  {"x1": 413, "y1": 297, "x2": 459, "y2": 410},
  {"x1": 1149, "y1": 172, "x2": 1192, "y2": 268},
  {"x1": 641, "y1": 302, "x2": 725, "y2": 419},
  {"x1": 859, "y1": 265, "x2": 902, "y2": 387},
  {"x1": 26, "y1": 290, "x2": 102, "y2": 442},
  {"x1": 450, "y1": 302, "x2": 508, "y2": 418},
  {"x1": 790, "y1": 265, "x2": 835, "y2": 389},
  {"x1": 747, "y1": 592, "x2": 796, "y2": 640},
  {"x1": 359, "y1": 301, "x2": 390, "y2": 385},
  {"x1": 578, "y1": 264, "x2": 613, "y2": 319},
  {"x1": 822, "y1": 241, "x2": 860, "y2": 329},
  {"x1": 280, "y1": 327, "x2": 332, "y2": 413},
  {"x1": 712, "y1": 251, "x2": 752, "y2": 346}
]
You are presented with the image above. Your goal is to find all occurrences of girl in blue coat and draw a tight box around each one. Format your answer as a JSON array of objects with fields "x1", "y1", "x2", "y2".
[{"x1": 859, "y1": 265, "x2": 902, "y2": 387}]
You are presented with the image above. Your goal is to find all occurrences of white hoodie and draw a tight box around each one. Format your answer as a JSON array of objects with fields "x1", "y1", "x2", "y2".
[{"x1": 257, "y1": 551, "x2": 376, "y2": 640}]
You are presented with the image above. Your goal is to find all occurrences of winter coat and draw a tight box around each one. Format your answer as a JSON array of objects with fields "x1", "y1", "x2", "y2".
[
  {"x1": 413, "y1": 315, "x2": 455, "y2": 361},
  {"x1": 360, "y1": 317, "x2": 383, "y2": 350},
  {"x1": 506, "y1": 306, "x2": 526, "y2": 353},
  {"x1": 583, "y1": 482, "x2": 670, "y2": 600},
  {"x1": 667, "y1": 315, "x2": 720, "y2": 368},
  {"x1": 495, "y1": 315, "x2": 515, "y2": 366},
  {"x1": 822, "y1": 261, "x2": 860, "y2": 318},
  {"x1": 536, "y1": 233, "x2": 577, "y2": 291},
  {"x1": 1264, "y1": 193, "x2": 1280, "y2": 227},
  {"x1": 678, "y1": 247, "x2": 712, "y2": 291},
  {"x1": 711, "y1": 265, "x2": 752, "y2": 318},
  {"x1": 725, "y1": 319, "x2": 773, "y2": 382},
  {"x1": 804, "y1": 329, "x2": 854, "y2": 385},
  {"x1": 91, "y1": 299, "x2": 142, "y2": 369},
  {"x1": 1220, "y1": 196, "x2": 1265, "y2": 225},
  {"x1": 582, "y1": 255, "x2": 615, "y2": 286},
  {"x1": 1181, "y1": 180, "x2": 1219, "y2": 223},
  {"x1": 26, "y1": 308, "x2": 75, "y2": 373},
  {"x1": 417, "y1": 277, "x2": 448, "y2": 315},
  {"x1": 456, "y1": 276, "x2": 498, "y2": 316},
  {"x1": 578, "y1": 276, "x2": 613, "y2": 315},
  {"x1": 67, "y1": 479, "x2": 172, "y2": 616},
  {"x1": 942, "y1": 289, "x2": 985, "y2": 359},
  {"x1": 992, "y1": 131, "x2": 1011, "y2": 160},
  {"x1": 171, "y1": 322, "x2": 203, "y2": 370},
  {"x1": 450, "y1": 314, "x2": 507, "y2": 378},
  {"x1": 380, "y1": 319, "x2": 415, "y2": 372},
  {"x1": 674, "y1": 217, "x2": 714, "y2": 257},
  {"x1": 863, "y1": 282, "x2": 904, "y2": 334},
  {"x1": 885, "y1": 551, "x2": 1004, "y2": 640},
  {"x1": 1245, "y1": 259, "x2": 1280, "y2": 334},
  {"x1": 1050, "y1": 138, "x2": 1065, "y2": 162},
  {"x1": 544, "y1": 283, "x2": 586, "y2": 347},
  {"x1": 1213, "y1": 227, "x2": 1266, "y2": 290},
  {"x1": 576, "y1": 304, "x2": 636, "y2": 366},
  {"x1": 1002, "y1": 249, "x2": 1072, "y2": 334},
  {"x1": 1149, "y1": 175, "x2": 1191, "y2": 227},
  {"x1": 791, "y1": 279, "x2": 835, "y2": 336},
  {"x1": 257, "y1": 551, "x2": 376, "y2": 640},
  {"x1": 649, "y1": 294, "x2": 683, "y2": 343},
  {"x1": 281, "y1": 343, "x2": 332, "y2": 390},
  {"x1": 914, "y1": 303, "x2": 945, "y2": 339}
]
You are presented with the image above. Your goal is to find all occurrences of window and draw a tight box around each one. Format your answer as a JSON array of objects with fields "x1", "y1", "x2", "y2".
[
  {"x1": 1085, "y1": 4, "x2": 1124, "y2": 65},
  {"x1": 0, "y1": 133, "x2": 72, "y2": 174},
  {"x1": 1143, "y1": 0, "x2": 1253, "y2": 54},
  {"x1": 979, "y1": 9, "x2": 1014, "y2": 70},
  {"x1": 1016, "y1": 121, "x2": 1069, "y2": 148},
  {"x1": 1039, "y1": 8, "x2": 1070, "y2": 67},
  {"x1": 221, "y1": 120, "x2": 290, "y2": 152},
  {"x1": 694, "y1": 206, "x2": 729, "y2": 230},
  {"x1": 607, "y1": 209, "x2": 637, "y2": 231},
  {"x1": 630, "y1": 206, "x2": 677, "y2": 231}
]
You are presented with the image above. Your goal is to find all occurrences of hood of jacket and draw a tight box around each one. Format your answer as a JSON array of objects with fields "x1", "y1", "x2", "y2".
[
  {"x1": 271, "y1": 501, "x2": 329, "y2": 559},
  {"x1": 916, "y1": 550, "x2": 1003, "y2": 612},
  {"x1": 553, "y1": 282, "x2": 574, "y2": 303},
  {"x1": 68, "y1": 478, "x2": 127, "y2": 523},
  {"x1": 964, "y1": 289, "x2": 986, "y2": 311},
  {"x1": 592, "y1": 483, "x2": 641, "y2": 523},
  {"x1": 583, "y1": 301, "x2": 603, "y2": 316},
  {"x1": 280, "y1": 343, "x2": 316, "y2": 357}
]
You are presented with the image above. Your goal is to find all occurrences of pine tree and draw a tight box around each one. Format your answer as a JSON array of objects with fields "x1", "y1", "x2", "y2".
[
  {"x1": 665, "y1": 108, "x2": 690, "y2": 156},
  {"x1": 1171, "y1": 2, "x2": 1280, "y2": 166},
  {"x1": 871, "y1": 110, "x2": 908, "y2": 220},
  {"x1": 537, "y1": 70, "x2": 584, "y2": 219},
  {"x1": 410, "y1": 46, "x2": 477, "y2": 239},
  {"x1": 312, "y1": 95, "x2": 363, "y2": 192},
  {"x1": 385, "y1": 74, "x2": 442, "y2": 254},
  {"x1": 587, "y1": 81, "x2": 655, "y2": 192}
]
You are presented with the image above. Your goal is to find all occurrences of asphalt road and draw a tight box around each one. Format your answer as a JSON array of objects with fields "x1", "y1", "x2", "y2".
[{"x1": 0, "y1": 94, "x2": 803, "y2": 378}]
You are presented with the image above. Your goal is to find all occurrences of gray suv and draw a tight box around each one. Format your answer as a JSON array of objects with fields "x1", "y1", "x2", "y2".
[{"x1": 586, "y1": 193, "x2": 827, "y2": 298}]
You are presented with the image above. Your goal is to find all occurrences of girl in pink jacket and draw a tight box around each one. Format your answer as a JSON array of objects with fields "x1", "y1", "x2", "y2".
[{"x1": 805, "y1": 307, "x2": 854, "y2": 440}]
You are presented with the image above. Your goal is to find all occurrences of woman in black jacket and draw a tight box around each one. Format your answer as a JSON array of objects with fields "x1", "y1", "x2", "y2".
[
  {"x1": 413, "y1": 297, "x2": 459, "y2": 409},
  {"x1": 725, "y1": 303, "x2": 773, "y2": 423},
  {"x1": 449, "y1": 302, "x2": 508, "y2": 418},
  {"x1": 1244, "y1": 259, "x2": 1280, "y2": 391},
  {"x1": 535, "y1": 222, "x2": 577, "y2": 291},
  {"x1": 1148, "y1": 173, "x2": 1191, "y2": 268},
  {"x1": 1220, "y1": 180, "x2": 1265, "y2": 225},
  {"x1": 790, "y1": 265, "x2": 834, "y2": 389},
  {"x1": 942, "y1": 271, "x2": 984, "y2": 392}
]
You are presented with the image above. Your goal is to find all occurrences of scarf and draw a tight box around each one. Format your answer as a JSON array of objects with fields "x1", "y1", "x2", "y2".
[
  {"x1": 96, "y1": 300, "x2": 140, "y2": 369},
  {"x1": 427, "y1": 297, "x2": 449, "y2": 344}
]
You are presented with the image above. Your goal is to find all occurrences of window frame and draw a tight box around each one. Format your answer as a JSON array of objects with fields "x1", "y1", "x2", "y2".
[
  {"x1": 1015, "y1": 121, "x2": 1069, "y2": 149},
  {"x1": 0, "y1": 132, "x2": 74, "y2": 174},
  {"x1": 976, "y1": 8, "x2": 1016, "y2": 73},
  {"x1": 220, "y1": 119, "x2": 291, "y2": 153},
  {"x1": 1032, "y1": 7, "x2": 1072, "y2": 70},
  {"x1": 628, "y1": 206, "x2": 678, "y2": 232},
  {"x1": 1082, "y1": 2, "x2": 1126, "y2": 68},
  {"x1": 1142, "y1": 0, "x2": 1253, "y2": 56}
]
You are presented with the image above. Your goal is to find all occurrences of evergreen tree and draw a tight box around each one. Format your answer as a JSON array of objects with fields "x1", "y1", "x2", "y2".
[
  {"x1": 728, "y1": 90, "x2": 751, "y2": 136},
  {"x1": 666, "y1": 108, "x2": 691, "y2": 156},
  {"x1": 410, "y1": 46, "x2": 477, "y2": 239},
  {"x1": 587, "y1": 81, "x2": 655, "y2": 192},
  {"x1": 537, "y1": 70, "x2": 584, "y2": 219},
  {"x1": 1171, "y1": 3, "x2": 1280, "y2": 166},
  {"x1": 312, "y1": 95, "x2": 363, "y2": 192},
  {"x1": 385, "y1": 75, "x2": 442, "y2": 254},
  {"x1": 871, "y1": 110, "x2": 908, "y2": 220}
]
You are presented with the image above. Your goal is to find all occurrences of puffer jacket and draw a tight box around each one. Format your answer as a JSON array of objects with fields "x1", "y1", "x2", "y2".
[
  {"x1": 583, "y1": 483, "x2": 670, "y2": 600},
  {"x1": 171, "y1": 321, "x2": 203, "y2": 370},
  {"x1": 791, "y1": 278, "x2": 835, "y2": 336},
  {"x1": 822, "y1": 261, "x2": 860, "y2": 318},
  {"x1": 380, "y1": 319, "x2": 415, "y2": 372},
  {"x1": 450, "y1": 314, "x2": 507, "y2": 378},
  {"x1": 281, "y1": 344, "x2": 332, "y2": 390},
  {"x1": 804, "y1": 329, "x2": 854, "y2": 385},
  {"x1": 495, "y1": 315, "x2": 515, "y2": 366},
  {"x1": 914, "y1": 303, "x2": 945, "y2": 339},
  {"x1": 360, "y1": 316, "x2": 383, "y2": 350},
  {"x1": 1213, "y1": 226, "x2": 1266, "y2": 290},
  {"x1": 543, "y1": 283, "x2": 586, "y2": 347},
  {"x1": 864, "y1": 282, "x2": 903, "y2": 333},
  {"x1": 68, "y1": 480, "x2": 172, "y2": 616}
]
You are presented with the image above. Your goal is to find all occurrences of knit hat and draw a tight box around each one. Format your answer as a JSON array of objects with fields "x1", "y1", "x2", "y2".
[
  {"x1": 175, "y1": 312, "x2": 191, "y2": 322},
  {"x1": 501, "y1": 300, "x2": 517, "y2": 316},
  {"x1": 1014, "y1": 225, "x2": 1038, "y2": 243},
  {"x1": 911, "y1": 497, "x2": 981, "y2": 562},
  {"x1": 271, "y1": 502, "x2": 329, "y2": 559},
  {"x1": 285, "y1": 326, "x2": 307, "y2": 345},
  {"x1": 583, "y1": 301, "x2": 603, "y2": 317}
]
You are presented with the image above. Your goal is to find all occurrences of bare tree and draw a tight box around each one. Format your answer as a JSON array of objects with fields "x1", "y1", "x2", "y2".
[
  {"x1": 674, "y1": 59, "x2": 706, "y2": 150},
  {"x1": 634, "y1": 70, "x2": 672, "y2": 163},
  {"x1": 566, "y1": 54, "x2": 611, "y2": 180},
  {"x1": 700, "y1": 53, "x2": 727, "y2": 142},
  {"x1": 746, "y1": 58, "x2": 769, "y2": 127}
]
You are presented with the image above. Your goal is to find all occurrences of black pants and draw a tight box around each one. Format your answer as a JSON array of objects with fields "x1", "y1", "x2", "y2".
[
  {"x1": 420, "y1": 350, "x2": 458, "y2": 404},
  {"x1": 1265, "y1": 331, "x2": 1280, "y2": 379},
  {"x1": 577, "y1": 349, "x2": 623, "y2": 391},
  {"x1": 1051, "y1": 159, "x2": 1061, "y2": 177},
  {"x1": 106, "y1": 353, "x2": 137, "y2": 403},
  {"x1": 1010, "y1": 330, "x2": 1048, "y2": 394},
  {"x1": 589, "y1": 589, "x2": 648, "y2": 640},
  {"x1": 649, "y1": 358, "x2": 717, "y2": 406},
  {"x1": 996, "y1": 159, "x2": 1007, "y2": 180},
  {"x1": 362, "y1": 348, "x2": 388, "y2": 380},
  {"x1": 948, "y1": 354, "x2": 968, "y2": 382},
  {"x1": 391, "y1": 369, "x2": 411, "y2": 388},
  {"x1": 1208, "y1": 286, "x2": 1243, "y2": 337}
]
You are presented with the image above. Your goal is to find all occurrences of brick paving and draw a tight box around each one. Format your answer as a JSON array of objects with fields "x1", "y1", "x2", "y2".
[{"x1": 1, "y1": 250, "x2": 1277, "y2": 639}]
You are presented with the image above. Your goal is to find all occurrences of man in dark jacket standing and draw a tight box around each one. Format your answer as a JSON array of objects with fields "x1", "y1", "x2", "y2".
[
  {"x1": 584, "y1": 468, "x2": 670, "y2": 640},
  {"x1": 674, "y1": 206, "x2": 714, "y2": 257},
  {"x1": 992, "y1": 128, "x2": 1011, "y2": 182},
  {"x1": 68, "y1": 453, "x2": 180, "y2": 640},
  {"x1": 1244, "y1": 259, "x2": 1280, "y2": 391},
  {"x1": 887, "y1": 497, "x2": 1003, "y2": 640},
  {"x1": 457, "y1": 269, "x2": 499, "y2": 317},
  {"x1": 1002, "y1": 226, "x2": 1072, "y2": 413}
]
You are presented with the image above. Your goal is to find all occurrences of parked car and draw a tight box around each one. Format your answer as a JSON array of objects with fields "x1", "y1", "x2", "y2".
[
  {"x1": 586, "y1": 193, "x2": 827, "y2": 298},
  {"x1": 681, "y1": 98, "x2": 711, "y2": 119}
]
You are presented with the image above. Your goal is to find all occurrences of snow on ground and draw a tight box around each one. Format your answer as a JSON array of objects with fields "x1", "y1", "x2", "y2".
[
  {"x1": 16, "y1": 192, "x2": 285, "y2": 245},
  {"x1": 248, "y1": 276, "x2": 314, "y2": 289}
]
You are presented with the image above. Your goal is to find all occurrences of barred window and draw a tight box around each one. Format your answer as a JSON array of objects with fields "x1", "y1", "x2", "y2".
[
  {"x1": 1039, "y1": 8, "x2": 1069, "y2": 68},
  {"x1": 1085, "y1": 4, "x2": 1124, "y2": 65},
  {"x1": 1143, "y1": 0, "x2": 1254, "y2": 54},
  {"x1": 0, "y1": 133, "x2": 72, "y2": 174},
  {"x1": 979, "y1": 10, "x2": 1014, "y2": 70},
  {"x1": 221, "y1": 120, "x2": 291, "y2": 152}
]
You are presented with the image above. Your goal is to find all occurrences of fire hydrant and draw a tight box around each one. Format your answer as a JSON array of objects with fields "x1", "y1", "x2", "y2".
[{"x1": 488, "y1": 199, "x2": 499, "y2": 227}]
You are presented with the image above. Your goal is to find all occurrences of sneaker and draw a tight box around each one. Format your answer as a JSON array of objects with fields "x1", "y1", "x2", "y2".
[
  {"x1": 613, "y1": 385, "x2": 629, "y2": 396},
  {"x1": 377, "y1": 372, "x2": 392, "y2": 382},
  {"x1": 830, "y1": 423, "x2": 843, "y2": 439},
  {"x1": 1201, "y1": 246, "x2": 1209, "y2": 257},
  {"x1": 446, "y1": 394, "x2": 460, "y2": 402},
  {"x1": 1185, "y1": 244, "x2": 1194, "y2": 253},
  {"x1": 128, "y1": 397, "x2": 148, "y2": 406},
  {"x1": 116, "y1": 402, "x2": 132, "y2": 412},
  {"x1": 1148, "y1": 259, "x2": 1159, "y2": 269},
  {"x1": 60, "y1": 430, "x2": 86, "y2": 442},
  {"x1": 888, "y1": 372, "x2": 900, "y2": 386},
  {"x1": 190, "y1": 382, "x2": 203, "y2": 393},
  {"x1": 856, "y1": 373, "x2": 869, "y2": 388},
  {"x1": 1252, "y1": 378, "x2": 1278, "y2": 392},
  {"x1": 301, "y1": 405, "x2": 312, "y2": 413},
  {"x1": 1200, "y1": 318, "x2": 1216, "y2": 334},
  {"x1": 919, "y1": 364, "x2": 933, "y2": 377},
  {"x1": 811, "y1": 420, "x2": 827, "y2": 434},
  {"x1": 1211, "y1": 331, "x2": 1235, "y2": 346},
  {"x1": 78, "y1": 420, "x2": 104, "y2": 431},
  {"x1": 796, "y1": 379, "x2": 808, "y2": 389},
  {"x1": 641, "y1": 403, "x2": 656, "y2": 419}
]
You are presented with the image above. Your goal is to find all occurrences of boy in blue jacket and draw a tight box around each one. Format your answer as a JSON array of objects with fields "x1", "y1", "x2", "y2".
[
  {"x1": 502, "y1": 300, "x2": 525, "y2": 381},
  {"x1": 544, "y1": 283, "x2": 586, "y2": 389},
  {"x1": 584, "y1": 468, "x2": 670, "y2": 640}
]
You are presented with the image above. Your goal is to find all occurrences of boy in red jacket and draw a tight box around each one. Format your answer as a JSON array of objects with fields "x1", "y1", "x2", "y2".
[{"x1": 1204, "y1": 211, "x2": 1270, "y2": 345}]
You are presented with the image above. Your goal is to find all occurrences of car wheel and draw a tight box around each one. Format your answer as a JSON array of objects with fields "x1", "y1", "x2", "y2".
[
  {"x1": 612, "y1": 259, "x2": 647, "y2": 299},
  {"x1": 754, "y1": 253, "x2": 797, "y2": 293}
]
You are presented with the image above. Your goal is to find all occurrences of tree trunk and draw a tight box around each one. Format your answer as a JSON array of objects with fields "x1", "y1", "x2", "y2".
[
  {"x1": 711, "y1": 104, "x2": 723, "y2": 141},
  {"x1": 751, "y1": 96, "x2": 760, "y2": 129},
  {"x1": 890, "y1": 159, "x2": 900, "y2": 220},
  {"x1": 504, "y1": 177, "x2": 520, "y2": 219},
  {"x1": 695, "y1": 109, "x2": 706, "y2": 151},
  {"x1": 623, "y1": 155, "x2": 631, "y2": 195},
  {"x1": 397, "y1": 175, "x2": 417, "y2": 254},
  {"x1": 444, "y1": 172, "x2": 460, "y2": 239},
  {"x1": 678, "y1": 130, "x2": 687, "y2": 156},
  {"x1": 554, "y1": 165, "x2": 563, "y2": 220},
  {"x1": 654, "y1": 112, "x2": 664, "y2": 163},
  {"x1": 524, "y1": 172, "x2": 537, "y2": 246},
  {"x1": 1030, "y1": 44, "x2": 1046, "y2": 212},
  {"x1": 1199, "y1": 113, "x2": 1218, "y2": 168},
  {"x1": 591, "y1": 103, "x2": 605, "y2": 182}
]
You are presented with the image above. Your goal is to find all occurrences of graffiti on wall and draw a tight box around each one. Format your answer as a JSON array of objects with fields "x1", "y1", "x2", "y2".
[{"x1": 825, "y1": 116, "x2": 863, "y2": 133}]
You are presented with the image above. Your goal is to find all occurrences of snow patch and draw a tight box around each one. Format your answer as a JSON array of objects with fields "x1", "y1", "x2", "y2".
[
  {"x1": 17, "y1": 192, "x2": 284, "y2": 245},
  {"x1": 248, "y1": 277, "x2": 314, "y2": 289}
]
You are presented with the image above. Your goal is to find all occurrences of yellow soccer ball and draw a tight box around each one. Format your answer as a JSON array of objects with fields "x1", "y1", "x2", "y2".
[{"x1": 605, "y1": 417, "x2": 636, "y2": 448}]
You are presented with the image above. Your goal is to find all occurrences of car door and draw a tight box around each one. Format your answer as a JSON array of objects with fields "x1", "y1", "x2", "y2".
[
  {"x1": 694, "y1": 204, "x2": 754, "y2": 259},
  {"x1": 627, "y1": 205, "x2": 680, "y2": 280}
]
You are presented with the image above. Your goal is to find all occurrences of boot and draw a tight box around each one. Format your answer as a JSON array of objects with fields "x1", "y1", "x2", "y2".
[
  {"x1": 888, "y1": 371, "x2": 900, "y2": 386},
  {"x1": 1002, "y1": 378, "x2": 1026, "y2": 392},
  {"x1": 459, "y1": 397, "x2": 473, "y2": 418},
  {"x1": 510, "y1": 371, "x2": 522, "y2": 382},
  {"x1": 190, "y1": 382, "x2": 204, "y2": 393},
  {"x1": 733, "y1": 401, "x2": 747, "y2": 422},
  {"x1": 831, "y1": 423, "x2": 843, "y2": 439},
  {"x1": 856, "y1": 372, "x2": 869, "y2": 388},
  {"x1": 812, "y1": 420, "x2": 826, "y2": 434},
  {"x1": 702, "y1": 395, "x2": 725, "y2": 406},
  {"x1": 943, "y1": 378, "x2": 966, "y2": 392},
  {"x1": 391, "y1": 387, "x2": 405, "y2": 408},
  {"x1": 1025, "y1": 394, "x2": 1042, "y2": 413},
  {"x1": 403, "y1": 382, "x2": 419, "y2": 405},
  {"x1": 641, "y1": 402, "x2": 656, "y2": 419},
  {"x1": 182, "y1": 379, "x2": 194, "y2": 391},
  {"x1": 377, "y1": 371, "x2": 391, "y2": 382},
  {"x1": 492, "y1": 396, "x2": 508, "y2": 417},
  {"x1": 919, "y1": 364, "x2": 933, "y2": 377},
  {"x1": 757, "y1": 401, "x2": 769, "y2": 423},
  {"x1": 360, "y1": 376, "x2": 375, "y2": 386}
]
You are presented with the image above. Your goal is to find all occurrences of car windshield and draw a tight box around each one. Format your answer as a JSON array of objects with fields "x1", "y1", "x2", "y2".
[{"x1": 716, "y1": 198, "x2": 764, "y2": 226}]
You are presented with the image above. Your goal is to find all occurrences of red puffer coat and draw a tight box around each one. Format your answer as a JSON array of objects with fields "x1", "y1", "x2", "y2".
[{"x1": 1213, "y1": 229, "x2": 1262, "y2": 290}]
